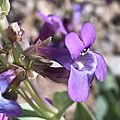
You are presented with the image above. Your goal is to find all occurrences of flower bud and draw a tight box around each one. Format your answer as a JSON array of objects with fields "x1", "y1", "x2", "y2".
[{"x1": 7, "y1": 22, "x2": 24, "y2": 42}]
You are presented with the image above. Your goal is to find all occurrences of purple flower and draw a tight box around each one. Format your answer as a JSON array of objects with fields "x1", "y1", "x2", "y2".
[
  {"x1": 64, "y1": 23, "x2": 107, "y2": 102},
  {"x1": 0, "y1": 70, "x2": 22, "y2": 116},
  {"x1": 28, "y1": 22, "x2": 107, "y2": 102},
  {"x1": 37, "y1": 12, "x2": 67, "y2": 41}
]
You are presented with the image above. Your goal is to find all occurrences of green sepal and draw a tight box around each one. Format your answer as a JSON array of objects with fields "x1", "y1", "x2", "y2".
[
  {"x1": 2, "y1": 0, "x2": 10, "y2": 14},
  {"x1": 0, "y1": 11, "x2": 7, "y2": 19}
]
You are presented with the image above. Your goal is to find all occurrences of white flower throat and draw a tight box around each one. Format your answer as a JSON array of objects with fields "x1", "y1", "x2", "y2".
[{"x1": 73, "y1": 61, "x2": 84, "y2": 70}]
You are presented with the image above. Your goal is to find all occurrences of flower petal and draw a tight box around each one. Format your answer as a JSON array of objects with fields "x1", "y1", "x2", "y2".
[
  {"x1": 0, "y1": 92, "x2": 22, "y2": 116},
  {"x1": 36, "y1": 47, "x2": 73, "y2": 70},
  {"x1": 48, "y1": 15, "x2": 67, "y2": 35},
  {"x1": 65, "y1": 32, "x2": 84, "y2": 60},
  {"x1": 39, "y1": 22, "x2": 55, "y2": 40},
  {"x1": 81, "y1": 22, "x2": 96, "y2": 48},
  {"x1": 0, "y1": 70, "x2": 16, "y2": 94},
  {"x1": 38, "y1": 12, "x2": 67, "y2": 41},
  {"x1": 94, "y1": 52, "x2": 107, "y2": 81},
  {"x1": 0, "y1": 113, "x2": 8, "y2": 120},
  {"x1": 43, "y1": 67, "x2": 69, "y2": 83},
  {"x1": 68, "y1": 65, "x2": 90, "y2": 102}
]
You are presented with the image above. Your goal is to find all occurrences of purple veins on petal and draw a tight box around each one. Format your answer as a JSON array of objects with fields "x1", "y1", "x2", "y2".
[
  {"x1": 80, "y1": 22, "x2": 96, "y2": 48},
  {"x1": 77, "y1": 51, "x2": 98, "y2": 84},
  {"x1": 94, "y1": 52, "x2": 107, "y2": 81}
]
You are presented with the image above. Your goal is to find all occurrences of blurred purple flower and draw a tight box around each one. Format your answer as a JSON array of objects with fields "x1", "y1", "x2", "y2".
[
  {"x1": 0, "y1": 69, "x2": 22, "y2": 116},
  {"x1": 37, "y1": 12, "x2": 67, "y2": 41},
  {"x1": 28, "y1": 22, "x2": 107, "y2": 102},
  {"x1": 72, "y1": 4, "x2": 84, "y2": 32},
  {"x1": 0, "y1": 113, "x2": 9, "y2": 120},
  {"x1": 105, "y1": 0, "x2": 113, "y2": 4}
]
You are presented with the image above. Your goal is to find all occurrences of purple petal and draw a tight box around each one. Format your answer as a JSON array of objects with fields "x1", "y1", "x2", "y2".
[
  {"x1": 43, "y1": 67, "x2": 69, "y2": 83},
  {"x1": 39, "y1": 22, "x2": 55, "y2": 40},
  {"x1": 65, "y1": 32, "x2": 84, "y2": 60},
  {"x1": 31, "y1": 60, "x2": 69, "y2": 83},
  {"x1": 0, "y1": 70, "x2": 16, "y2": 94},
  {"x1": 81, "y1": 22, "x2": 96, "y2": 48},
  {"x1": 38, "y1": 12, "x2": 67, "y2": 40},
  {"x1": 0, "y1": 92, "x2": 22, "y2": 116},
  {"x1": 48, "y1": 15, "x2": 67, "y2": 35},
  {"x1": 68, "y1": 65, "x2": 90, "y2": 102},
  {"x1": 94, "y1": 52, "x2": 107, "y2": 81},
  {"x1": 36, "y1": 47, "x2": 73, "y2": 70},
  {"x1": 37, "y1": 12, "x2": 49, "y2": 22},
  {"x1": 0, "y1": 113, "x2": 9, "y2": 120},
  {"x1": 72, "y1": 4, "x2": 83, "y2": 31}
]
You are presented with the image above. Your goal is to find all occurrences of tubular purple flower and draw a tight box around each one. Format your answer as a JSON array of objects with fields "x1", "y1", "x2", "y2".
[
  {"x1": 0, "y1": 69, "x2": 22, "y2": 116},
  {"x1": 37, "y1": 12, "x2": 67, "y2": 41},
  {"x1": 30, "y1": 22, "x2": 107, "y2": 102},
  {"x1": 64, "y1": 22, "x2": 107, "y2": 102}
]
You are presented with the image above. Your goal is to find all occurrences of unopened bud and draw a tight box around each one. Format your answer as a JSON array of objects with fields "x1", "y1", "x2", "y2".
[{"x1": 7, "y1": 22, "x2": 24, "y2": 42}]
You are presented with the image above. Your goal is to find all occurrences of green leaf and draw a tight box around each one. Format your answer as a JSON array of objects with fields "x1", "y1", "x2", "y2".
[
  {"x1": 52, "y1": 91, "x2": 73, "y2": 110},
  {"x1": 104, "y1": 71, "x2": 119, "y2": 93},
  {"x1": 74, "y1": 103, "x2": 96, "y2": 120},
  {"x1": 96, "y1": 96, "x2": 108, "y2": 120},
  {"x1": 103, "y1": 92, "x2": 120, "y2": 120},
  {"x1": 2, "y1": 0, "x2": 10, "y2": 14},
  {"x1": 52, "y1": 91, "x2": 73, "y2": 120},
  {"x1": 0, "y1": 0, "x2": 3, "y2": 6}
]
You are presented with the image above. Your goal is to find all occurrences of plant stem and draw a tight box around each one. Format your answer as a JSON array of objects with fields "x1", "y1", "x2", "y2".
[
  {"x1": 80, "y1": 103, "x2": 96, "y2": 120},
  {"x1": 0, "y1": 17, "x2": 10, "y2": 44},
  {"x1": 23, "y1": 79, "x2": 57, "y2": 118},
  {"x1": 17, "y1": 88, "x2": 50, "y2": 119}
]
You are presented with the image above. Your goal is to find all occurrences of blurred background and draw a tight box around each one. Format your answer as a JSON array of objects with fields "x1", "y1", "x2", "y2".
[{"x1": 7, "y1": 0, "x2": 120, "y2": 120}]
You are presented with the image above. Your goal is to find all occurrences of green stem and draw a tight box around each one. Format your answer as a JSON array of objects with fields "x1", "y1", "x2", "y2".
[
  {"x1": 23, "y1": 80, "x2": 57, "y2": 118},
  {"x1": 80, "y1": 103, "x2": 96, "y2": 120},
  {"x1": 17, "y1": 88, "x2": 49, "y2": 119},
  {"x1": 0, "y1": 17, "x2": 10, "y2": 44},
  {"x1": 28, "y1": 77, "x2": 58, "y2": 114}
]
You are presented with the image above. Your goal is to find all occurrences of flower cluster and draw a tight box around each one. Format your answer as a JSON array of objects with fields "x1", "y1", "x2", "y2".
[{"x1": 0, "y1": 1, "x2": 107, "y2": 118}]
